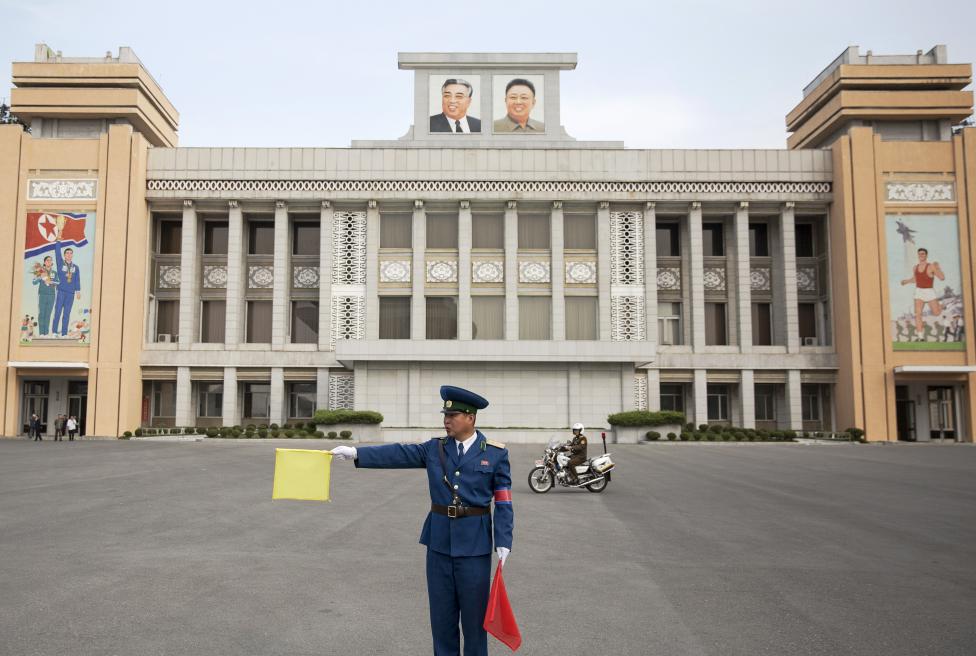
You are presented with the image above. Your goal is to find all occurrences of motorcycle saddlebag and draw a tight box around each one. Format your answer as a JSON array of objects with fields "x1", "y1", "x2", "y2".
[{"x1": 590, "y1": 455, "x2": 614, "y2": 473}]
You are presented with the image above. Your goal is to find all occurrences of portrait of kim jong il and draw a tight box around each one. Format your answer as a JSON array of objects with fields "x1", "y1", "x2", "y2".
[
  {"x1": 493, "y1": 75, "x2": 545, "y2": 133},
  {"x1": 429, "y1": 76, "x2": 482, "y2": 133}
]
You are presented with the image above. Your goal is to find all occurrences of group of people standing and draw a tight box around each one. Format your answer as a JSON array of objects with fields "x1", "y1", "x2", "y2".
[{"x1": 27, "y1": 413, "x2": 78, "y2": 441}]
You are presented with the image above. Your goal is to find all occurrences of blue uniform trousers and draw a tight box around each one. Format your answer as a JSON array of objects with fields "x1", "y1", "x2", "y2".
[
  {"x1": 52, "y1": 291, "x2": 74, "y2": 336},
  {"x1": 426, "y1": 548, "x2": 491, "y2": 656}
]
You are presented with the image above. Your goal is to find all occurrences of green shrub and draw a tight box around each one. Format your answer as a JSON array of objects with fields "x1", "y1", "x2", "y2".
[
  {"x1": 271, "y1": 430, "x2": 281, "y2": 438},
  {"x1": 312, "y1": 410, "x2": 384, "y2": 425},
  {"x1": 258, "y1": 424, "x2": 268, "y2": 430},
  {"x1": 689, "y1": 432, "x2": 700, "y2": 441},
  {"x1": 669, "y1": 432, "x2": 680, "y2": 441},
  {"x1": 645, "y1": 431, "x2": 661, "y2": 441},
  {"x1": 305, "y1": 421, "x2": 317, "y2": 432},
  {"x1": 677, "y1": 432, "x2": 688, "y2": 441},
  {"x1": 133, "y1": 428, "x2": 143, "y2": 436},
  {"x1": 194, "y1": 427, "x2": 204, "y2": 435},
  {"x1": 121, "y1": 431, "x2": 132, "y2": 439},
  {"x1": 784, "y1": 430, "x2": 797, "y2": 441},
  {"x1": 685, "y1": 422, "x2": 696, "y2": 432},
  {"x1": 699, "y1": 424, "x2": 709, "y2": 432},
  {"x1": 846, "y1": 427, "x2": 866, "y2": 442},
  {"x1": 339, "y1": 430, "x2": 353, "y2": 439},
  {"x1": 270, "y1": 423, "x2": 279, "y2": 430},
  {"x1": 708, "y1": 424, "x2": 723, "y2": 433},
  {"x1": 258, "y1": 429, "x2": 269, "y2": 438},
  {"x1": 206, "y1": 428, "x2": 219, "y2": 438},
  {"x1": 327, "y1": 431, "x2": 338, "y2": 439},
  {"x1": 314, "y1": 430, "x2": 325, "y2": 439},
  {"x1": 705, "y1": 432, "x2": 716, "y2": 441},
  {"x1": 246, "y1": 424, "x2": 256, "y2": 431},
  {"x1": 285, "y1": 429, "x2": 296, "y2": 439}
]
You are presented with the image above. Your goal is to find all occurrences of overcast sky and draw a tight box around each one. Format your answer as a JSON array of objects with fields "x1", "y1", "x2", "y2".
[{"x1": 1, "y1": 0, "x2": 974, "y2": 150}]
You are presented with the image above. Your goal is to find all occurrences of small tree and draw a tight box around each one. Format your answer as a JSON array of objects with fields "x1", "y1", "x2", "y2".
[{"x1": 0, "y1": 103, "x2": 30, "y2": 132}]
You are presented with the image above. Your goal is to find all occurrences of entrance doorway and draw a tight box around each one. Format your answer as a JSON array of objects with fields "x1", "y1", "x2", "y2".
[
  {"x1": 895, "y1": 385, "x2": 916, "y2": 441},
  {"x1": 927, "y1": 386, "x2": 956, "y2": 441},
  {"x1": 67, "y1": 380, "x2": 88, "y2": 436},
  {"x1": 22, "y1": 380, "x2": 49, "y2": 435}
]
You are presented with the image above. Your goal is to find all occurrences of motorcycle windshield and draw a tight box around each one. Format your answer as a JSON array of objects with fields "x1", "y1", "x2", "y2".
[{"x1": 547, "y1": 436, "x2": 564, "y2": 449}]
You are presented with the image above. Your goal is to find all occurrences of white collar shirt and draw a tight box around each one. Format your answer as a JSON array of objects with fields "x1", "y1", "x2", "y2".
[{"x1": 447, "y1": 115, "x2": 471, "y2": 133}]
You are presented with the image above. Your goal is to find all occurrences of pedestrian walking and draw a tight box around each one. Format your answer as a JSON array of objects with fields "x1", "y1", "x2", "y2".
[
  {"x1": 54, "y1": 414, "x2": 64, "y2": 441},
  {"x1": 29, "y1": 413, "x2": 42, "y2": 441},
  {"x1": 67, "y1": 416, "x2": 77, "y2": 441}
]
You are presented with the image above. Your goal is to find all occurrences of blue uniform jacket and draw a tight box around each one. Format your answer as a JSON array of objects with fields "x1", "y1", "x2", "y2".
[{"x1": 355, "y1": 430, "x2": 514, "y2": 557}]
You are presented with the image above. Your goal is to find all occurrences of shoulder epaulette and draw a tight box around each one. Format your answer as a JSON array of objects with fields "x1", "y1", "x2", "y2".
[{"x1": 485, "y1": 439, "x2": 506, "y2": 449}]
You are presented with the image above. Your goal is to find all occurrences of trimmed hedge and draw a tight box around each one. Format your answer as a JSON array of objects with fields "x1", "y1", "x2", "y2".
[
  {"x1": 607, "y1": 410, "x2": 685, "y2": 427},
  {"x1": 313, "y1": 409, "x2": 384, "y2": 425}
]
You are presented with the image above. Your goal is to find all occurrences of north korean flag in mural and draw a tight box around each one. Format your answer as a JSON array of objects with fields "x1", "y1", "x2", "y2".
[{"x1": 25, "y1": 212, "x2": 89, "y2": 258}]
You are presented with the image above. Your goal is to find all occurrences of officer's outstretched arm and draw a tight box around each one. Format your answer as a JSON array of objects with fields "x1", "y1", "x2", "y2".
[
  {"x1": 349, "y1": 442, "x2": 430, "y2": 469},
  {"x1": 492, "y1": 451, "x2": 514, "y2": 551}
]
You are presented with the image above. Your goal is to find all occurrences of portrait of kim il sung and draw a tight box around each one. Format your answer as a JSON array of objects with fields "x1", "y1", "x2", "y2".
[{"x1": 429, "y1": 75, "x2": 481, "y2": 134}]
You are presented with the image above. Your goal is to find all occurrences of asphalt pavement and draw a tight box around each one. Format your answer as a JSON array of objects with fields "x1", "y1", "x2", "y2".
[{"x1": 1, "y1": 439, "x2": 974, "y2": 655}]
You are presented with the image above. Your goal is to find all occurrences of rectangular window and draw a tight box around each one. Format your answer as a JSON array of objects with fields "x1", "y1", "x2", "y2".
[
  {"x1": 472, "y1": 213, "x2": 504, "y2": 249},
  {"x1": 752, "y1": 303, "x2": 772, "y2": 346},
  {"x1": 204, "y1": 221, "x2": 229, "y2": 255},
  {"x1": 705, "y1": 302, "x2": 727, "y2": 345},
  {"x1": 151, "y1": 381, "x2": 176, "y2": 418},
  {"x1": 426, "y1": 213, "x2": 459, "y2": 249},
  {"x1": 200, "y1": 301, "x2": 226, "y2": 343},
  {"x1": 658, "y1": 302, "x2": 682, "y2": 345},
  {"x1": 246, "y1": 300, "x2": 273, "y2": 343},
  {"x1": 656, "y1": 224, "x2": 680, "y2": 257},
  {"x1": 801, "y1": 384, "x2": 821, "y2": 421},
  {"x1": 795, "y1": 223, "x2": 815, "y2": 257},
  {"x1": 754, "y1": 384, "x2": 776, "y2": 421},
  {"x1": 660, "y1": 383, "x2": 684, "y2": 413},
  {"x1": 291, "y1": 300, "x2": 319, "y2": 344},
  {"x1": 472, "y1": 296, "x2": 504, "y2": 340},
  {"x1": 749, "y1": 223, "x2": 769, "y2": 257},
  {"x1": 243, "y1": 383, "x2": 271, "y2": 419},
  {"x1": 564, "y1": 214, "x2": 596, "y2": 250},
  {"x1": 293, "y1": 223, "x2": 320, "y2": 256},
  {"x1": 248, "y1": 221, "x2": 275, "y2": 255},
  {"x1": 289, "y1": 382, "x2": 316, "y2": 419},
  {"x1": 518, "y1": 214, "x2": 550, "y2": 249},
  {"x1": 519, "y1": 296, "x2": 551, "y2": 340},
  {"x1": 159, "y1": 221, "x2": 182, "y2": 254},
  {"x1": 707, "y1": 384, "x2": 730, "y2": 421},
  {"x1": 703, "y1": 223, "x2": 725, "y2": 256},
  {"x1": 379, "y1": 297, "x2": 411, "y2": 339},
  {"x1": 156, "y1": 300, "x2": 179, "y2": 342},
  {"x1": 566, "y1": 296, "x2": 598, "y2": 340},
  {"x1": 380, "y1": 213, "x2": 412, "y2": 248},
  {"x1": 426, "y1": 296, "x2": 458, "y2": 339},
  {"x1": 799, "y1": 303, "x2": 817, "y2": 343},
  {"x1": 197, "y1": 383, "x2": 223, "y2": 418}
]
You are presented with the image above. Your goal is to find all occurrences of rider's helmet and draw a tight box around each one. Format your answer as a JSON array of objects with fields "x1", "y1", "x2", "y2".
[{"x1": 571, "y1": 422, "x2": 584, "y2": 435}]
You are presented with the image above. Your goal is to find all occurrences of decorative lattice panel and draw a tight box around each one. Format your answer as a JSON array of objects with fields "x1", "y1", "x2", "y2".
[
  {"x1": 332, "y1": 211, "x2": 366, "y2": 285},
  {"x1": 293, "y1": 266, "x2": 320, "y2": 289},
  {"x1": 330, "y1": 295, "x2": 365, "y2": 351},
  {"x1": 472, "y1": 261, "x2": 504, "y2": 283},
  {"x1": 610, "y1": 211, "x2": 644, "y2": 286},
  {"x1": 328, "y1": 374, "x2": 355, "y2": 410},
  {"x1": 426, "y1": 261, "x2": 459, "y2": 283},
  {"x1": 518, "y1": 261, "x2": 551, "y2": 283},
  {"x1": 565, "y1": 261, "x2": 597, "y2": 284},
  {"x1": 248, "y1": 265, "x2": 274, "y2": 289},
  {"x1": 797, "y1": 266, "x2": 818, "y2": 293},
  {"x1": 750, "y1": 267, "x2": 771, "y2": 292},
  {"x1": 202, "y1": 265, "x2": 228, "y2": 289},
  {"x1": 157, "y1": 264, "x2": 181, "y2": 289},
  {"x1": 703, "y1": 266, "x2": 727, "y2": 292},
  {"x1": 379, "y1": 260, "x2": 411, "y2": 283},
  {"x1": 657, "y1": 267, "x2": 680, "y2": 291},
  {"x1": 611, "y1": 296, "x2": 646, "y2": 341},
  {"x1": 634, "y1": 374, "x2": 648, "y2": 411}
]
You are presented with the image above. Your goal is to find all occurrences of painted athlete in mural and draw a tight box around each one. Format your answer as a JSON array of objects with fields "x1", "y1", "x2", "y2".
[
  {"x1": 21, "y1": 211, "x2": 94, "y2": 344},
  {"x1": 887, "y1": 215, "x2": 965, "y2": 350}
]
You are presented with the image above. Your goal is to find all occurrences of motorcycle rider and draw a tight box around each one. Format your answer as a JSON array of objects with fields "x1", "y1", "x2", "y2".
[{"x1": 560, "y1": 422, "x2": 588, "y2": 485}]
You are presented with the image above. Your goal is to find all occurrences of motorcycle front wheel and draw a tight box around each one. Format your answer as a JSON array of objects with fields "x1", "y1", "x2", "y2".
[
  {"x1": 528, "y1": 467, "x2": 554, "y2": 493},
  {"x1": 585, "y1": 476, "x2": 608, "y2": 493}
]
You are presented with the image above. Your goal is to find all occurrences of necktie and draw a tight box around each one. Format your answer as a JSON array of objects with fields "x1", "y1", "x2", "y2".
[
  {"x1": 458, "y1": 443, "x2": 464, "y2": 459},
  {"x1": 455, "y1": 120, "x2": 462, "y2": 133}
]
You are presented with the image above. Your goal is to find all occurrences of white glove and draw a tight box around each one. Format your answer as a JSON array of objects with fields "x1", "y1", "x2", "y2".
[
  {"x1": 496, "y1": 547, "x2": 510, "y2": 566},
  {"x1": 330, "y1": 446, "x2": 358, "y2": 461}
]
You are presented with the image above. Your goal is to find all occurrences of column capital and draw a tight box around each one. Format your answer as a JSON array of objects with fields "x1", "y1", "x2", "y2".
[
  {"x1": 414, "y1": 199, "x2": 424, "y2": 210},
  {"x1": 182, "y1": 199, "x2": 193, "y2": 208},
  {"x1": 645, "y1": 201, "x2": 656, "y2": 211},
  {"x1": 507, "y1": 200, "x2": 518, "y2": 210},
  {"x1": 228, "y1": 200, "x2": 239, "y2": 209},
  {"x1": 738, "y1": 201, "x2": 749, "y2": 210},
  {"x1": 275, "y1": 200, "x2": 287, "y2": 210},
  {"x1": 459, "y1": 200, "x2": 470, "y2": 210},
  {"x1": 783, "y1": 201, "x2": 796, "y2": 210},
  {"x1": 321, "y1": 200, "x2": 332, "y2": 210},
  {"x1": 367, "y1": 199, "x2": 378, "y2": 209},
  {"x1": 690, "y1": 201, "x2": 702, "y2": 210},
  {"x1": 598, "y1": 201, "x2": 610, "y2": 210},
  {"x1": 552, "y1": 200, "x2": 563, "y2": 210}
]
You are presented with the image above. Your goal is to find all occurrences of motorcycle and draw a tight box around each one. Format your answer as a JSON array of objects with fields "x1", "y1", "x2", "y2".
[{"x1": 527, "y1": 434, "x2": 615, "y2": 493}]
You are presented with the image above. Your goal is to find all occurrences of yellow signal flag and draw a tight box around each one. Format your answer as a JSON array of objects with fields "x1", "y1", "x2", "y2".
[{"x1": 272, "y1": 448, "x2": 333, "y2": 501}]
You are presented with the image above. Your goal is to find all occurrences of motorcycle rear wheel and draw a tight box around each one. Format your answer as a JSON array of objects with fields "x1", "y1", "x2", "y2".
[
  {"x1": 585, "y1": 476, "x2": 608, "y2": 493},
  {"x1": 528, "y1": 467, "x2": 554, "y2": 493}
]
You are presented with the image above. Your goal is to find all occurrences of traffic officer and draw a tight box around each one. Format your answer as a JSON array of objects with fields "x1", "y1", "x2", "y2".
[
  {"x1": 331, "y1": 385, "x2": 514, "y2": 656},
  {"x1": 562, "y1": 422, "x2": 588, "y2": 485}
]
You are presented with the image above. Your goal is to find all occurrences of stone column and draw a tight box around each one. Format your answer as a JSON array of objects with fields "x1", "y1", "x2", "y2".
[
  {"x1": 504, "y1": 201, "x2": 519, "y2": 340},
  {"x1": 780, "y1": 202, "x2": 800, "y2": 353},
  {"x1": 316, "y1": 367, "x2": 330, "y2": 412},
  {"x1": 647, "y1": 369, "x2": 661, "y2": 412},
  {"x1": 270, "y1": 367, "x2": 285, "y2": 426},
  {"x1": 786, "y1": 369, "x2": 803, "y2": 430},
  {"x1": 177, "y1": 200, "x2": 198, "y2": 346},
  {"x1": 551, "y1": 201, "x2": 565, "y2": 340},
  {"x1": 740, "y1": 369, "x2": 755, "y2": 429},
  {"x1": 693, "y1": 369, "x2": 708, "y2": 427},
  {"x1": 272, "y1": 201, "x2": 290, "y2": 348},
  {"x1": 620, "y1": 363, "x2": 634, "y2": 412},
  {"x1": 689, "y1": 202, "x2": 706, "y2": 351},
  {"x1": 458, "y1": 201, "x2": 473, "y2": 340},
  {"x1": 175, "y1": 366, "x2": 193, "y2": 427},
  {"x1": 412, "y1": 200, "x2": 426, "y2": 340},
  {"x1": 319, "y1": 201, "x2": 335, "y2": 348},
  {"x1": 597, "y1": 201, "x2": 612, "y2": 340},
  {"x1": 222, "y1": 367, "x2": 238, "y2": 426},
  {"x1": 644, "y1": 202, "x2": 658, "y2": 346},
  {"x1": 225, "y1": 200, "x2": 243, "y2": 345},
  {"x1": 566, "y1": 364, "x2": 581, "y2": 426},
  {"x1": 735, "y1": 202, "x2": 752, "y2": 351}
]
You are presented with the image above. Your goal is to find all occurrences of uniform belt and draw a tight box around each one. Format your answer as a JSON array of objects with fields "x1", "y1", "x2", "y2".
[{"x1": 431, "y1": 503, "x2": 490, "y2": 519}]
